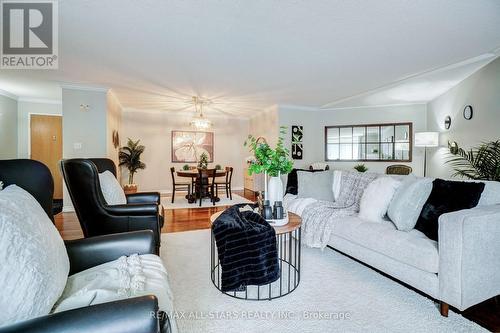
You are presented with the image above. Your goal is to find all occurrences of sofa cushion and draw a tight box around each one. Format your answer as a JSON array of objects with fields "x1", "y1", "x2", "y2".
[
  {"x1": 415, "y1": 179, "x2": 485, "y2": 241},
  {"x1": 285, "y1": 168, "x2": 325, "y2": 195},
  {"x1": 98, "y1": 170, "x2": 127, "y2": 205},
  {"x1": 53, "y1": 254, "x2": 174, "y2": 314},
  {"x1": 0, "y1": 185, "x2": 70, "y2": 326},
  {"x1": 387, "y1": 176, "x2": 433, "y2": 231},
  {"x1": 359, "y1": 177, "x2": 401, "y2": 223},
  {"x1": 333, "y1": 216, "x2": 439, "y2": 273},
  {"x1": 297, "y1": 170, "x2": 334, "y2": 202}
]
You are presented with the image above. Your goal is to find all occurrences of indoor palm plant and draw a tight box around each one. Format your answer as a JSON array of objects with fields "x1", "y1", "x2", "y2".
[
  {"x1": 119, "y1": 138, "x2": 146, "y2": 193},
  {"x1": 244, "y1": 126, "x2": 293, "y2": 206},
  {"x1": 446, "y1": 140, "x2": 500, "y2": 181}
]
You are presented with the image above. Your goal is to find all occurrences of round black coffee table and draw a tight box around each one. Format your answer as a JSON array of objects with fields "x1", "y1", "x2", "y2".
[{"x1": 210, "y1": 211, "x2": 302, "y2": 300}]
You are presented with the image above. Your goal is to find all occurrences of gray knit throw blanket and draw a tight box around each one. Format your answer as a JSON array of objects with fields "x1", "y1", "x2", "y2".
[{"x1": 301, "y1": 171, "x2": 378, "y2": 248}]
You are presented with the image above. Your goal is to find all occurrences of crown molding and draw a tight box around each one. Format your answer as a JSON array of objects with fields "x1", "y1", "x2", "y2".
[
  {"x1": 0, "y1": 88, "x2": 18, "y2": 101},
  {"x1": 59, "y1": 82, "x2": 109, "y2": 93},
  {"x1": 18, "y1": 97, "x2": 62, "y2": 105},
  {"x1": 278, "y1": 104, "x2": 321, "y2": 112},
  {"x1": 320, "y1": 102, "x2": 426, "y2": 111}
]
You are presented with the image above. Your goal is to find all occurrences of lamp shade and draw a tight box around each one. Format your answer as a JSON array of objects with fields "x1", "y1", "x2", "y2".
[{"x1": 415, "y1": 132, "x2": 439, "y2": 147}]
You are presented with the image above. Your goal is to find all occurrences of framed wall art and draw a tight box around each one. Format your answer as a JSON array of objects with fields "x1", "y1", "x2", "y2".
[
  {"x1": 171, "y1": 131, "x2": 214, "y2": 163},
  {"x1": 291, "y1": 125, "x2": 303, "y2": 160}
]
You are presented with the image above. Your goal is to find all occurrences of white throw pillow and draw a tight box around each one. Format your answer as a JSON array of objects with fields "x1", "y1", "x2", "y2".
[
  {"x1": 332, "y1": 170, "x2": 342, "y2": 201},
  {"x1": 98, "y1": 170, "x2": 127, "y2": 205},
  {"x1": 359, "y1": 177, "x2": 401, "y2": 223},
  {"x1": 0, "y1": 185, "x2": 69, "y2": 326},
  {"x1": 387, "y1": 177, "x2": 433, "y2": 231}
]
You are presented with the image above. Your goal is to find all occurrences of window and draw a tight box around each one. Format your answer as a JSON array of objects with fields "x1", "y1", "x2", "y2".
[{"x1": 325, "y1": 122, "x2": 412, "y2": 162}]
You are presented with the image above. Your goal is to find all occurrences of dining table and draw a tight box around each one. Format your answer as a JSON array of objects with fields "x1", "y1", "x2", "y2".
[{"x1": 176, "y1": 169, "x2": 227, "y2": 204}]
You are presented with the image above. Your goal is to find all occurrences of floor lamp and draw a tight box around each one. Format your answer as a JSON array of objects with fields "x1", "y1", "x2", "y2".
[{"x1": 415, "y1": 132, "x2": 439, "y2": 177}]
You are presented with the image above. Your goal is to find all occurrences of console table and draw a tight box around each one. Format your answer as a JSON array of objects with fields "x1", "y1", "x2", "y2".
[{"x1": 210, "y1": 211, "x2": 302, "y2": 300}]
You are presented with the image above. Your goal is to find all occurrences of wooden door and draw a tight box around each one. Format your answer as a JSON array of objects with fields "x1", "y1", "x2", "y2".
[{"x1": 30, "y1": 115, "x2": 63, "y2": 199}]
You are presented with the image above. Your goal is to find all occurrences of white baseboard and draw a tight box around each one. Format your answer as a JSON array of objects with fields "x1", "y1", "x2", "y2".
[{"x1": 62, "y1": 205, "x2": 75, "y2": 213}]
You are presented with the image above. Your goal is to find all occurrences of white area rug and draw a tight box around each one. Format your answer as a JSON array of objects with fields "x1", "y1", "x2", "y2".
[
  {"x1": 161, "y1": 230, "x2": 485, "y2": 333},
  {"x1": 162, "y1": 193, "x2": 251, "y2": 209}
]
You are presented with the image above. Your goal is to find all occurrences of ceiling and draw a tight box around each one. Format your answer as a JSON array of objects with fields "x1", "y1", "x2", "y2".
[{"x1": 0, "y1": 0, "x2": 500, "y2": 117}]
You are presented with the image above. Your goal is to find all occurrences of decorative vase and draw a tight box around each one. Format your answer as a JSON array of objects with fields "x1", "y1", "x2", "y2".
[
  {"x1": 123, "y1": 183, "x2": 138, "y2": 195},
  {"x1": 267, "y1": 176, "x2": 283, "y2": 208}
]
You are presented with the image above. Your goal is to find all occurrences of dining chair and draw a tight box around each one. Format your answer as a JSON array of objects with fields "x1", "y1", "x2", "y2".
[
  {"x1": 196, "y1": 168, "x2": 217, "y2": 207},
  {"x1": 386, "y1": 164, "x2": 412, "y2": 175},
  {"x1": 170, "y1": 167, "x2": 191, "y2": 203},
  {"x1": 215, "y1": 166, "x2": 234, "y2": 200}
]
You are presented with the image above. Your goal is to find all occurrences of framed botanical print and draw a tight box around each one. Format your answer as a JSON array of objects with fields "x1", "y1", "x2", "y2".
[{"x1": 171, "y1": 131, "x2": 214, "y2": 163}]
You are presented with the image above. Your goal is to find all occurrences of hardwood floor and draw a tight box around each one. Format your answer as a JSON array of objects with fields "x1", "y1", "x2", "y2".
[
  {"x1": 54, "y1": 190, "x2": 257, "y2": 240},
  {"x1": 54, "y1": 189, "x2": 499, "y2": 332}
]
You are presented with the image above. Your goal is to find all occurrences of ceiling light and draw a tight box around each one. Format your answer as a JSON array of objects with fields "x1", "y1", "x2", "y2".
[{"x1": 190, "y1": 96, "x2": 213, "y2": 130}]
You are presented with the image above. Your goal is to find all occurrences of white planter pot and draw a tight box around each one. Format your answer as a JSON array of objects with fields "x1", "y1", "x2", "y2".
[{"x1": 267, "y1": 176, "x2": 284, "y2": 208}]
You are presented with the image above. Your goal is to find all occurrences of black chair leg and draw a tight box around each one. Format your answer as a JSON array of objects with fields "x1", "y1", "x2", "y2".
[
  {"x1": 229, "y1": 185, "x2": 232, "y2": 200},
  {"x1": 171, "y1": 187, "x2": 175, "y2": 203},
  {"x1": 199, "y1": 188, "x2": 202, "y2": 207},
  {"x1": 225, "y1": 184, "x2": 229, "y2": 198}
]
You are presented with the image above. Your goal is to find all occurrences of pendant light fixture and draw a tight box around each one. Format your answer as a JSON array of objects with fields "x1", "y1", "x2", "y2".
[{"x1": 190, "y1": 96, "x2": 213, "y2": 130}]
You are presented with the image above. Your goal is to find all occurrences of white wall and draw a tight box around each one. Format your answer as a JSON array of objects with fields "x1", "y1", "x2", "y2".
[
  {"x1": 17, "y1": 100, "x2": 62, "y2": 159},
  {"x1": 121, "y1": 109, "x2": 249, "y2": 193},
  {"x1": 249, "y1": 105, "x2": 279, "y2": 147},
  {"x1": 62, "y1": 88, "x2": 108, "y2": 159},
  {"x1": 427, "y1": 56, "x2": 500, "y2": 179},
  {"x1": 278, "y1": 104, "x2": 427, "y2": 175},
  {"x1": 62, "y1": 87, "x2": 108, "y2": 211},
  {"x1": 0, "y1": 94, "x2": 18, "y2": 159}
]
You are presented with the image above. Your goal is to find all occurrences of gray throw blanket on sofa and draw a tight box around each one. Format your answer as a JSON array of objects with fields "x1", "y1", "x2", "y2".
[{"x1": 301, "y1": 171, "x2": 378, "y2": 248}]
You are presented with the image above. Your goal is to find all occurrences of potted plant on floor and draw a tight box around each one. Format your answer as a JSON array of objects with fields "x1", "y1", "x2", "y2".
[
  {"x1": 245, "y1": 126, "x2": 293, "y2": 207},
  {"x1": 119, "y1": 138, "x2": 146, "y2": 194},
  {"x1": 446, "y1": 140, "x2": 500, "y2": 181}
]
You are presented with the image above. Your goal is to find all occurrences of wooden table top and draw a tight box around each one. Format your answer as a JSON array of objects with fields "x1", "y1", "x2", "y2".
[
  {"x1": 210, "y1": 210, "x2": 302, "y2": 234},
  {"x1": 177, "y1": 170, "x2": 226, "y2": 177}
]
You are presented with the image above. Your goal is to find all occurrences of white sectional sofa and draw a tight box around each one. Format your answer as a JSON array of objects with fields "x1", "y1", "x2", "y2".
[{"x1": 284, "y1": 171, "x2": 500, "y2": 316}]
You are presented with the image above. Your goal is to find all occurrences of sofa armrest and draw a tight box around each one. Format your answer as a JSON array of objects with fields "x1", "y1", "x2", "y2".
[
  {"x1": 106, "y1": 203, "x2": 159, "y2": 216},
  {"x1": 126, "y1": 192, "x2": 161, "y2": 205},
  {"x1": 0, "y1": 296, "x2": 160, "y2": 333},
  {"x1": 438, "y1": 205, "x2": 500, "y2": 311},
  {"x1": 65, "y1": 231, "x2": 156, "y2": 275}
]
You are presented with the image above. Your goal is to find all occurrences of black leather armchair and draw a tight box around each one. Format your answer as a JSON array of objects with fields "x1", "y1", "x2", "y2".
[
  {"x1": 60, "y1": 158, "x2": 163, "y2": 253},
  {"x1": 0, "y1": 159, "x2": 170, "y2": 333}
]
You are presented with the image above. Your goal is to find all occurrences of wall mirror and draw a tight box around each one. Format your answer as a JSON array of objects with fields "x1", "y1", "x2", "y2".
[{"x1": 325, "y1": 122, "x2": 412, "y2": 162}]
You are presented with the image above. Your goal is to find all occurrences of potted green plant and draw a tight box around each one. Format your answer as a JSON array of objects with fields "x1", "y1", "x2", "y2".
[
  {"x1": 354, "y1": 164, "x2": 368, "y2": 172},
  {"x1": 446, "y1": 140, "x2": 500, "y2": 181},
  {"x1": 182, "y1": 164, "x2": 190, "y2": 171},
  {"x1": 244, "y1": 126, "x2": 293, "y2": 206},
  {"x1": 119, "y1": 138, "x2": 146, "y2": 194},
  {"x1": 198, "y1": 152, "x2": 209, "y2": 169},
  {"x1": 215, "y1": 164, "x2": 222, "y2": 170}
]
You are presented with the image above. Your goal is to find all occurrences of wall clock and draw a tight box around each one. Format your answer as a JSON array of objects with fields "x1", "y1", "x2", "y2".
[
  {"x1": 444, "y1": 116, "x2": 451, "y2": 130},
  {"x1": 463, "y1": 105, "x2": 473, "y2": 120}
]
